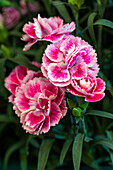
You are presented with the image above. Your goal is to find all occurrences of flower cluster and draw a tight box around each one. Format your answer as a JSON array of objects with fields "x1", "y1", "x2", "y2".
[
  {"x1": 5, "y1": 14, "x2": 105, "y2": 135},
  {"x1": 5, "y1": 64, "x2": 67, "y2": 135}
]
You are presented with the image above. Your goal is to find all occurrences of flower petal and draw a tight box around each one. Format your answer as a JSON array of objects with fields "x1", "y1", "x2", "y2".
[
  {"x1": 23, "y1": 39, "x2": 38, "y2": 51},
  {"x1": 85, "y1": 93, "x2": 105, "y2": 102},
  {"x1": 95, "y1": 78, "x2": 106, "y2": 93},
  {"x1": 48, "y1": 63, "x2": 70, "y2": 83},
  {"x1": 70, "y1": 63, "x2": 87, "y2": 80},
  {"x1": 50, "y1": 102, "x2": 62, "y2": 126},
  {"x1": 45, "y1": 43, "x2": 64, "y2": 62}
]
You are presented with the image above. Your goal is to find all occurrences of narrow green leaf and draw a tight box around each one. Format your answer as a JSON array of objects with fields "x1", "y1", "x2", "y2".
[
  {"x1": 93, "y1": 138, "x2": 113, "y2": 150},
  {"x1": 37, "y1": 139, "x2": 54, "y2": 170},
  {"x1": 86, "y1": 110, "x2": 113, "y2": 119},
  {"x1": 8, "y1": 55, "x2": 39, "y2": 72},
  {"x1": 87, "y1": 12, "x2": 97, "y2": 46},
  {"x1": 78, "y1": 97, "x2": 89, "y2": 110},
  {"x1": 67, "y1": 98, "x2": 77, "y2": 110},
  {"x1": 72, "y1": 133, "x2": 84, "y2": 170},
  {"x1": 94, "y1": 19, "x2": 113, "y2": 29},
  {"x1": 60, "y1": 138, "x2": 73, "y2": 164},
  {"x1": 52, "y1": 1, "x2": 71, "y2": 22},
  {"x1": 68, "y1": 0, "x2": 84, "y2": 8},
  {"x1": 1, "y1": 45, "x2": 11, "y2": 58},
  {"x1": 20, "y1": 147, "x2": 27, "y2": 170},
  {"x1": 4, "y1": 141, "x2": 24, "y2": 169}
]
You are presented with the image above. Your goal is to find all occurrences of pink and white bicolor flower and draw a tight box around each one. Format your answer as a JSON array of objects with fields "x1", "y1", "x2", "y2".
[
  {"x1": 67, "y1": 75, "x2": 105, "y2": 102},
  {"x1": 21, "y1": 14, "x2": 75, "y2": 51},
  {"x1": 13, "y1": 77, "x2": 67, "y2": 135},
  {"x1": 41, "y1": 36, "x2": 99, "y2": 87},
  {"x1": 4, "y1": 62, "x2": 42, "y2": 104}
]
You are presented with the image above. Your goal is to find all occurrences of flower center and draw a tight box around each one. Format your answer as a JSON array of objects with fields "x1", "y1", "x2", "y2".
[{"x1": 80, "y1": 79, "x2": 91, "y2": 89}]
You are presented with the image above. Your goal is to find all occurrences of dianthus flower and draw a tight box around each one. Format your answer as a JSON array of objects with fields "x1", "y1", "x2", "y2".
[
  {"x1": 4, "y1": 63, "x2": 42, "y2": 102},
  {"x1": 5, "y1": 65, "x2": 67, "y2": 135},
  {"x1": 67, "y1": 75, "x2": 105, "y2": 102},
  {"x1": 21, "y1": 14, "x2": 75, "y2": 51},
  {"x1": 3, "y1": 7, "x2": 21, "y2": 29},
  {"x1": 41, "y1": 35, "x2": 99, "y2": 87}
]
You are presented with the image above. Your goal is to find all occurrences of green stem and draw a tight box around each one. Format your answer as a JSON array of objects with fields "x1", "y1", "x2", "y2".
[{"x1": 81, "y1": 118, "x2": 87, "y2": 137}]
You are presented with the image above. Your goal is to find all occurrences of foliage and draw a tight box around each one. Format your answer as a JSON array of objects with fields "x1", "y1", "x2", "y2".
[{"x1": 0, "y1": 0, "x2": 113, "y2": 170}]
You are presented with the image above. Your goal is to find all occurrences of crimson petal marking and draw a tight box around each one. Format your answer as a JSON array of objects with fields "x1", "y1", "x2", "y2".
[
  {"x1": 16, "y1": 66, "x2": 27, "y2": 82},
  {"x1": 25, "y1": 111, "x2": 45, "y2": 128},
  {"x1": 44, "y1": 34, "x2": 64, "y2": 43},
  {"x1": 50, "y1": 102, "x2": 62, "y2": 126},
  {"x1": 59, "y1": 100, "x2": 67, "y2": 117},
  {"x1": 48, "y1": 63, "x2": 70, "y2": 82},
  {"x1": 15, "y1": 87, "x2": 30, "y2": 111},
  {"x1": 55, "y1": 88, "x2": 65, "y2": 105},
  {"x1": 95, "y1": 78, "x2": 106, "y2": 93},
  {"x1": 85, "y1": 93, "x2": 105, "y2": 102},
  {"x1": 25, "y1": 78, "x2": 41, "y2": 99},
  {"x1": 45, "y1": 43, "x2": 64, "y2": 62},
  {"x1": 70, "y1": 63, "x2": 87, "y2": 80},
  {"x1": 67, "y1": 85, "x2": 85, "y2": 97},
  {"x1": 23, "y1": 22, "x2": 36, "y2": 38},
  {"x1": 40, "y1": 116, "x2": 50, "y2": 133}
]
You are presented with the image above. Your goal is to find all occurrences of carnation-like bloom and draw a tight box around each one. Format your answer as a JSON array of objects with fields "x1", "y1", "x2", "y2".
[
  {"x1": 21, "y1": 14, "x2": 75, "y2": 51},
  {"x1": 20, "y1": 0, "x2": 41, "y2": 15},
  {"x1": 41, "y1": 36, "x2": 99, "y2": 87},
  {"x1": 4, "y1": 63, "x2": 42, "y2": 104},
  {"x1": 3, "y1": 7, "x2": 21, "y2": 29},
  {"x1": 13, "y1": 77, "x2": 67, "y2": 135},
  {"x1": 5, "y1": 65, "x2": 67, "y2": 135},
  {"x1": 67, "y1": 76, "x2": 105, "y2": 102}
]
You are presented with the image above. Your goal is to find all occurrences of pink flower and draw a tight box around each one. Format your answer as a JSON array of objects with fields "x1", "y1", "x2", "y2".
[
  {"x1": 20, "y1": 0, "x2": 41, "y2": 15},
  {"x1": 41, "y1": 36, "x2": 99, "y2": 87},
  {"x1": 4, "y1": 63, "x2": 42, "y2": 103},
  {"x1": 13, "y1": 77, "x2": 67, "y2": 135},
  {"x1": 21, "y1": 14, "x2": 75, "y2": 51},
  {"x1": 67, "y1": 76, "x2": 105, "y2": 102},
  {"x1": 3, "y1": 7, "x2": 21, "y2": 30}
]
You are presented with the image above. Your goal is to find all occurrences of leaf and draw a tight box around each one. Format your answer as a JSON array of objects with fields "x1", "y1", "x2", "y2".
[
  {"x1": 52, "y1": 1, "x2": 72, "y2": 22},
  {"x1": 1, "y1": 45, "x2": 11, "y2": 58},
  {"x1": 68, "y1": 0, "x2": 84, "y2": 8},
  {"x1": 94, "y1": 19, "x2": 113, "y2": 29},
  {"x1": 85, "y1": 110, "x2": 113, "y2": 119},
  {"x1": 60, "y1": 138, "x2": 73, "y2": 164},
  {"x1": 93, "y1": 138, "x2": 113, "y2": 150},
  {"x1": 20, "y1": 147, "x2": 27, "y2": 170},
  {"x1": 8, "y1": 55, "x2": 39, "y2": 72},
  {"x1": 37, "y1": 139, "x2": 54, "y2": 170},
  {"x1": 0, "y1": 0, "x2": 11, "y2": 6},
  {"x1": 72, "y1": 133, "x2": 84, "y2": 170},
  {"x1": 87, "y1": 12, "x2": 97, "y2": 46},
  {"x1": 78, "y1": 97, "x2": 89, "y2": 110},
  {"x1": 4, "y1": 141, "x2": 24, "y2": 169},
  {"x1": 67, "y1": 98, "x2": 77, "y2": 110}
]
